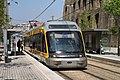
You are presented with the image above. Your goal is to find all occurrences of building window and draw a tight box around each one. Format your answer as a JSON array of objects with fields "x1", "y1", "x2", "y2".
[
  {"x1": 91, "y1": 0, "x2": 94, "y2": 8},
  {"x1": 89, "y1": 0, "x2": 91, "y2": 10},
  {"x1": 76, "y1": 18, "x2": 78, "y2": 24},
  {"x1": 73, "y1": 2, "x2": 76, "y2": 11},
  {"x1": 99, "y1": 0, "x2": 102, "y2": 6},
  {"x1": 81, "y1": 20, "x2": 83, "y2": 24},
  {"x1": 87, "y1": 16, "x2": 90, "y2": 21},
  {"x1": 65, "y1": 6, "x2": 67, "y2": 13},
  {"x1": 78, "y1": 0, "x2": 81, "y2": 9},
  {"x1": 87, "y1": 16, "x2": 91, "y2": 28},
  {"x1": 83, "y1": 0, "x2": 86, "y2": 6},
  {"x1": 95, "y1": 13, "x2": 99, "y2": 28},
  {"x1": 83, "y1": 0, "x2": 87, "y2": 9}
]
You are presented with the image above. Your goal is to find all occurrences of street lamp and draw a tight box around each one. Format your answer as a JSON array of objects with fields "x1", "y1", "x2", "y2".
[
  {"x1": 3, "y1": 0, "x2": 9, "y2": 63},
  {"x1": 8, "y1": 0, "x2": 18, "y2": 5},
  {"x1": 100, "y1": 40, "x2": 102, "y2": 55}
]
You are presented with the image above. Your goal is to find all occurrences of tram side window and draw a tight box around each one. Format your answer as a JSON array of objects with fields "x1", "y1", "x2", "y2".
[
  {"x1": 29, "y1": 36, "x2": 33, "y2": 48},
  {"x1": 36, "y1": 33, "x2": 42, "y2": 51},
  {"x1": 31, "y1": 33, "x2": 46, "y2": 52},
  {"x1": 41, "y1": 33, "x2": 47, "y2": 53},
  {"x1": 32, "y1": 34, "x2": 40, "y2": 50},
  {"x1": 31, "y1": 35, "x2": 35, "y2": 49},
  {"x1": 24, "y1": 37, "x2": 29, "y2": 47}
]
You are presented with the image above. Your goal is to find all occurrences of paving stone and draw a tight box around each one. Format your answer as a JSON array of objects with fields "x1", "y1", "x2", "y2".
[{"x1": 0, "y1": 55, "x2": 48, "y2": 80}]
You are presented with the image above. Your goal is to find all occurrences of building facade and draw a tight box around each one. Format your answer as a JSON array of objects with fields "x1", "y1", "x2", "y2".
[{"x1": 63, "y1": 0, "x2": 117, "y2": 53}]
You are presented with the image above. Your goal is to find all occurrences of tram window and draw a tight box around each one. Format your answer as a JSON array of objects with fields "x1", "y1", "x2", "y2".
[
  {"x1": 34, "y1": 34, "x2": 39, "y2": 50},
  {"x1": 41, "y1": 33, "x2": 47, "y2": 53},
  {"x1": 47, "y1": 31, "x2": 84, "y2": 53},
  {"x1": 49, "y1": 25, "x2": 77, "y2": 29},
  {"x1": 32, "y1": 34, "x2": 41, "y2": 50},
  {"x1": 37, "y1": 33, "x2": 42, "y2": 51},
  {"x1": 33, "y1": 42, "x2": 35, "y2": 49}
]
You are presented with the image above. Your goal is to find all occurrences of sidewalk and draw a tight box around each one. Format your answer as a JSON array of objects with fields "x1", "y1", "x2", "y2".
[
  {"x1": 0, "y1": 52, "x2": 64, "y2": 80},
  {"x1": 86, "y1": 53, "x2": 120, "y2": 64}
]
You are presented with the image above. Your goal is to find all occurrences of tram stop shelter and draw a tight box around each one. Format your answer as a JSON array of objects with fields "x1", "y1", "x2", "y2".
[
  {"x1": 82, "y1": 29, "x2": 110, "y2": 54},
  {"x1": 7, "y1": 29, "x2": 22, "y2": 55}
]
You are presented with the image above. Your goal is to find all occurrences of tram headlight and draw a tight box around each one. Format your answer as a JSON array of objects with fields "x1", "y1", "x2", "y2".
[
  {"x1": 79, "y1": 55, "x2": 82, "y2": 57},
  {"x1": 79, "y1": 54, "x2": 85, "y2": 57},
  {"x1": 53, "y1": 55, "x2": 57, "y2": 57}
]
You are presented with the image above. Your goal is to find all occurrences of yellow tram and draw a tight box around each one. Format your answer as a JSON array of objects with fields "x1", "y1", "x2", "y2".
[{"x1": 23, "y1": 20, "x2": 87, "y2": 68}]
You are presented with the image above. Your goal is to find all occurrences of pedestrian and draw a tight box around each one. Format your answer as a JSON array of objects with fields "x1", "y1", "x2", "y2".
[
  {"x1": 21, "y1": 42, "x2": 24, "y2": 51},
  {"x1": 17, "y1": 39, "x2": 21, "y2": 53}
]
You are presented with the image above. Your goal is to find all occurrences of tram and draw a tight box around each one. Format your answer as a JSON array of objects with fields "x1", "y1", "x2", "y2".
[{"x1": 23, "y1": 20, "x2": 87, "y2": 68}]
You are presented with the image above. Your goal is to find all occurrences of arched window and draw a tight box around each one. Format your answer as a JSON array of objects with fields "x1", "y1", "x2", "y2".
[{"x1": 78, "y1": 0, "x2": 81, "y2": 9}]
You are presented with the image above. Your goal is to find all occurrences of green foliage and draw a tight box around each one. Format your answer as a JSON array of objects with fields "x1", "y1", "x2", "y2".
[
  {"x1": 80, "y1": 11, "x2": 92, "y2": 30},
  {"x1": 110, "y1": 26, "x2": 118, "y2": 35},
  {"x1": 0, "y1": 0, "x2": 5, "y2": 42},
  {"x1": 0, "y1": 0, "x2": 5, "y2": 27},
  {"x1": 103, "y1": 0, "x2": 120, "y2": 16},
  {"x1": 0, "y1": 0, "x2": 11, "y2": 28},
  {"x1": 103, "y1": 0, "x2": 120, "y2": 35},
  {"x1": 81, "y1": 17, "x2": 90, "y2": 30},
  {"x1": 0, "y1": 28, "x2": 3, "y2": 42}
]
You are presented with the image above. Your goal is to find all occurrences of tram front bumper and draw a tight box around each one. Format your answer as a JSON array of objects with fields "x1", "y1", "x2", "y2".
[{"x1": 49, "y1": 57, "x2": 87, "y2": 68}]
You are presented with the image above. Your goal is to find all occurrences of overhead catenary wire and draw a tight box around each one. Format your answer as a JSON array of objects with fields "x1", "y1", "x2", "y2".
[
  {"x1": 10, "y1": 0, "x2": 56, "y2": 24},
  {"x1": 33, "y1": 0, "x2": 56, "y2": 20}
]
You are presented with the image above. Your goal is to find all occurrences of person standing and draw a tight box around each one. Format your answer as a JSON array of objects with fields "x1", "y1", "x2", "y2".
[
  {"x1": 21, "y1": 42, "x2": 24, "y2": 51},
  {"x1": 17, "y1": 39, "x2": 21, "y2": 53}
]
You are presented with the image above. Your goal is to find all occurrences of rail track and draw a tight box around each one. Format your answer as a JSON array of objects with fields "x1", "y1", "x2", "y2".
[
  {"x1": 54, "y1": 58, "x2": 120, "y2": 80},
  {"x1": 24, "y1": 51, "x2": 120, "y2": 80}
]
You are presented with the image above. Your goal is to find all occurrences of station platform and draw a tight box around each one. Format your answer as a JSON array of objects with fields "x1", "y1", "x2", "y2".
[
  {"x1": 0, "y1": 51, "x2": 64, "y2": 80},
  {"x1": 86, "y1": 53, "x2": 120, "y2": 64}
]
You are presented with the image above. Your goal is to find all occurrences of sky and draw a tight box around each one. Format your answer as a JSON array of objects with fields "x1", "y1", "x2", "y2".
[{"x1": 8, "y1": 0, "x2": 65, "y2": 25}]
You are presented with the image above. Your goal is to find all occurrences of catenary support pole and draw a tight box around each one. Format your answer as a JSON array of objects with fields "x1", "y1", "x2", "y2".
[{"x1": 3, "y1": 29, "x2": 8, "y2": 63}]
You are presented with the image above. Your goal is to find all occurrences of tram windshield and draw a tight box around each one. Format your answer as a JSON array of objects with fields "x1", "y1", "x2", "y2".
[{"x1": 47, "y1": 31, "x2": 84, "y2": 53}]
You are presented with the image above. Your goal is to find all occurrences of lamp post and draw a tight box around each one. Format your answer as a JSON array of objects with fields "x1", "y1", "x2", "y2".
[
  {"x1": 3, "y1": 0, "x2": 8, "y2": 63},
  {"x1": 115, "y1": 16, "x2": 120, "y2": 56},
  {"x1": 3, "y1": 0, "x2": 18, "y2": 62},
  {"x1": 118, "y1": 23, "x2": 120, "y2": 56},
  {"x1": 100, "y1": 40, "x2": 102, "y2": 55}
]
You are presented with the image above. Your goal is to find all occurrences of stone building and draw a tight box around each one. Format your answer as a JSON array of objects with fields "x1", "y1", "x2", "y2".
[{"x1": 63, "y1": 0, "x2": 117, "y2": 53}]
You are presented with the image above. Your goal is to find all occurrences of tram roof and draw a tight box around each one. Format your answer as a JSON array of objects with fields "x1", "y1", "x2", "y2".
[
  {"x1": 24, "y1": 20, "x2": 80, "y2": 34},
  {"x1": 44, "y1": 20, "x2": 80, "y2": 31},
  {"x1": 46, "y1": 20, "x2": 77, "y2": 25}
]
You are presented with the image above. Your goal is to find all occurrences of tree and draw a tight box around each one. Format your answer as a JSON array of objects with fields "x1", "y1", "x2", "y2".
[
  {"x1": 0, "y1": 0, "x2": 12, "y2": 43},
  {"x1": 0, "y1": 0, "x2": 5, "y2": 27},
  {"x1": 0, "y1": 0, "x2": 12, "y2": 28},
  {"x1": 103, "y1": 0, "x2": 120, "y2": 16},
  {"x1": 103, "y1": 0, "x2": 120, "y2": 56},
  {"x1": 103, "y1": 0, "x2": 120, "y2": 31},
  {"x1": 0, "y1": 0, "x2": 4, "y2": 43},
  {"x1": 80, "y1": 11, "x2": 93, "y2": 30}
]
